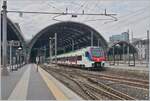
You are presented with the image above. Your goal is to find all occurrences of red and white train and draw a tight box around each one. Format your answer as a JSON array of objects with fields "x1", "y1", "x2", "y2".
[{"x1": 52, "y1": 46, "x2": 106, "y2": 69}]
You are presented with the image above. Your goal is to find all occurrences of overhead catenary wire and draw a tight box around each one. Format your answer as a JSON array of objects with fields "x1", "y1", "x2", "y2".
[
  {"x1": 67, "y1": 0, "x2": 87, "y2": 21},
  {"x1": 7, "y1": 10, "x2": 117, "y2": 16},
  {"x1": 5, "y1": 0, "x2": 118, "y2": 23},
  {"x1": 73, "y1": 0, "x2": 87, "y2": 13},
  {"x1": 48, "y1": 2, "x2": 64, "y2": 13},
  {"x1": 81, "y1": 1, "x2": 117, "y2": 23},
  {"x1": 104, "y1": 12, "x2": 150, "y2": 31},
  {"x1": 101, "y1": 6, "x2": 150, "y2": 29},
  {"x1": 83, "y1": 1, "x2": 96, "y2": 21}
]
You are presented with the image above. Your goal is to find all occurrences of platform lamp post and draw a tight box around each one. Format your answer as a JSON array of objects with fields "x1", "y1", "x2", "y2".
[
  {"x1": 15, "y1": 50, "x2": 19, "y2": 70},
  {"x1": 2, "y1": 0, "x2": 9, "y2": 76},
  {"x1": 21, "y1": 50, "x2": 24, "y2": 66},
  {"x1": 21, "y1": 45, "x2": 25, "y2": 66},
  {"x1": 18, "y1": 46, "x2": 22, "y2": 68}
]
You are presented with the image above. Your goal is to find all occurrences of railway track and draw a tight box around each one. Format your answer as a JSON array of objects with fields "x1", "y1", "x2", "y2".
[
  {"x1": 45, "y1": 68, "x2": 100, "y2": 100},
  {"x1": 67, "y1": 71, "x2": 136, "y2": 100},
  {"x1": 86, "y1": 77, "x2": 135, "y2": 100},
  {"x1": 56, "y1": 65, "x2": 149, "y2": 89},
  {"x1": 42, "y1": 65, "x2": 136, "y2": 100},
  {"x1": 50, "y1": 69, "x2": 131, "y2": 100},
  {"x1": 78, "y1": 71, "x2": 149, "y2": 89}
]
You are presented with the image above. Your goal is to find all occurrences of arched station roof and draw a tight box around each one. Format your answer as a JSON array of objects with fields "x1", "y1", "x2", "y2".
[
  {"x1": 28, "y1": 21, "x2": 108, "y2": 62},
  {"x1": 1, "y1": 17, "x2": 26, "y2": 48},
  {"x1": 107, "y1": 41, "x2": 138, "y2": 55}
]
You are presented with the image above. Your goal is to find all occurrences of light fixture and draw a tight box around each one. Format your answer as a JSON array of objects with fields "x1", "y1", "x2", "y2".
[{"x1": 18, "y1": 47, "x2": 22, "y2": 50}]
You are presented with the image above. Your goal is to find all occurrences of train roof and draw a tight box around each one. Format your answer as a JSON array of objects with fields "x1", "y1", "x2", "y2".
[{"x1": 52, "y1": 46, "x2": 103, "y2": 58}]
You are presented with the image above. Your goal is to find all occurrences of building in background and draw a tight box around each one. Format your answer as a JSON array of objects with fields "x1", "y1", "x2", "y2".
[
  {"x1": 109, "y1": 32, "x2": 129, "y2": 43},
  {"x1": 132, "y1": 38, "x2": 142, "y2": 43},
  {"x1": 132, "y1": 39, "x2": 148, "y2": 61}
]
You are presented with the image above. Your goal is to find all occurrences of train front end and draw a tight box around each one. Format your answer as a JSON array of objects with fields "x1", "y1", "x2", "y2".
[{"x1": 88, "y1": 47, "x2": 106, "y2": 68}]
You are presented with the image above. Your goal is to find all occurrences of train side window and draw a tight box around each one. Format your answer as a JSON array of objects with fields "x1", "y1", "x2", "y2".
[
  {"x1": 85, "y1": 51, "x2": 89, "y2": 57},
  {"x1": 77, "y1": 56, "x2": 82, "y2": 60}
]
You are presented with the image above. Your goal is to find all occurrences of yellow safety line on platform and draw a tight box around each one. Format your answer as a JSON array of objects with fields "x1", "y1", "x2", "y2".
[{"x1": 38, "y1": 65, "x2": 68, "y2": 100}]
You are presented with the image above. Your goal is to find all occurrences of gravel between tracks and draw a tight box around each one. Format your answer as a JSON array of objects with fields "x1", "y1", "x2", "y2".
[{"x1": 41, "y1": 64, "x2": 149, "y2": 100}]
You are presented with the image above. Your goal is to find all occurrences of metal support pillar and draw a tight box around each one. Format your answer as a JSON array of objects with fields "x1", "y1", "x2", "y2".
[
  {"x1": 147, "y1": 30, "x2": 149, "y2": 68},
  {"x1": 117, "y1": 46, "x2": 120, "y2": 65},
  {"x1": 16, "y1": 51, "x2": 19, "y2": 69},
  {"x1": 127, "y1": 45, "x2": 130, "y2": 65},
  {"x1": 72, "y1": 39, "x2": 74, "y2": 51},
  {"x1": 113, "y1": 46, "x2": 115, "y2": 65},
  {"x1": 133, "y1": 53, "x2": 135, "y2": 66},
  {"x1": 15, "y1": 56, "x2": 18, "y2": 70},
  {"x1": 63, "y1": 48, "x2": 66, "y2": 53},
  {"x1": 123, "y1": 43, "x2": 125, "y2": 63},
  {"x1": 97, "y1": 39, "x2": 100, "y2": 47},
  {"x1": 18, "y1": 51, "x2": 20, "y2": 68},
  {"x1": 0, "y1": 7, "x2": 1, "y2": 71},
  {"x1": 44, "y1": 46, "x2": 46, "y2": 63},
  {"x1": 49, "y1": 38, "x2": 52, "y2": 63},
  {"x1": 2, "y1": 0, "x2": 9, "y2": 76},
  {"x1": 9, "y1": 41, "x2": 13, "y2": 71},
  {"x1": 91, "y1": 31, "x2": 93, "y2": 47},
  {"x1": 55, "y1": 33, "x2": 57, "y2": 63}
]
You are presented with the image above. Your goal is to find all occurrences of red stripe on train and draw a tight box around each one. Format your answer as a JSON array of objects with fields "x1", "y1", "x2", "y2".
[{"x1": 92, "y1": 57, "x2": 106, "y2": 62}]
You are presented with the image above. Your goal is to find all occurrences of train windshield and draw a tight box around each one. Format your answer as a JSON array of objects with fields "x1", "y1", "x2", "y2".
[{"x1": 91, "y1": 48, "x2": 104, "y2": 57}]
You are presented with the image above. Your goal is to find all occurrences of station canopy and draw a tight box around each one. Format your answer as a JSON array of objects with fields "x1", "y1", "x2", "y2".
[
  {"x1": 5, "y1": 0, "x2": 149, "y2": 62},
  {"x1": 107, "y1": 41, "x2": 138, "y2": 55},
  {"x1": 29, "y1": 21, "x2": 108, "y2": 62},
  {"x1": 1, "y1": 17, "x2": 26, "y2": 48}
]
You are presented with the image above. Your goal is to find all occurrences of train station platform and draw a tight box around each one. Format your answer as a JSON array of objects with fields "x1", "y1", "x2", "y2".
[
  {"x1": 1, "y1": 64, "x2": 82, "y2": 100},
  {"x1": 105, "y1": 63, "x2": 149, "y2": 72}
]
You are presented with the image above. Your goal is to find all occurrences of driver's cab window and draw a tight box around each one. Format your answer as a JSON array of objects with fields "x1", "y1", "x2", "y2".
[{"x1": 85, "y1": 51, "x2": 89, "y2": 57}]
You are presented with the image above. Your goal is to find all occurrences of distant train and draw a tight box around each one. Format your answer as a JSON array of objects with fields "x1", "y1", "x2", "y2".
[{"x1": 52, "y1": 46, "x2": 106, "y2": 69}]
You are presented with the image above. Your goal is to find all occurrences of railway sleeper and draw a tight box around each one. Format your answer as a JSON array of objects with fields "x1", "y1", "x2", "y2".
[
  {"x1": 86, "y1": 77, "x2": 136, "y2": 100},
  {"x1": 82, "y1": 82, "x2": 124, "y2": 100}
]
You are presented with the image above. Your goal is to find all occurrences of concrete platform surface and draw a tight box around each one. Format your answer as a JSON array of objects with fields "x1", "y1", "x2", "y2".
[{"x1": 1, "y1": 64, "x2": 82, "y2": 100}]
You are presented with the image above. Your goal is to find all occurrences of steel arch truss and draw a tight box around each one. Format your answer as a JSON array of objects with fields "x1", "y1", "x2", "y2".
[
  {"x1": 107, "y1": 41, "x2": 138, "y2": 55},
  {"x1": 29, "y1": 21, "x2": 108, "y2": 62}
]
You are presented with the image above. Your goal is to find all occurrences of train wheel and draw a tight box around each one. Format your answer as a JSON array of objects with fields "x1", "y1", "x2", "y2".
[{"x1": 88, "y1": 67, "x2": 92, "y2": 71}]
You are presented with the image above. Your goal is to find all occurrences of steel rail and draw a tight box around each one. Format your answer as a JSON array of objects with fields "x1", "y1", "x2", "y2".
[{"x1": 41, "y1": 65, "x2": 136, "y2": 100}]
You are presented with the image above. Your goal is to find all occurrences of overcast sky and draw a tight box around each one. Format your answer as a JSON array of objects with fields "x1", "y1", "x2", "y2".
[{"x1": 2, "y1": 0, "x2": 150, "y2": 41}]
